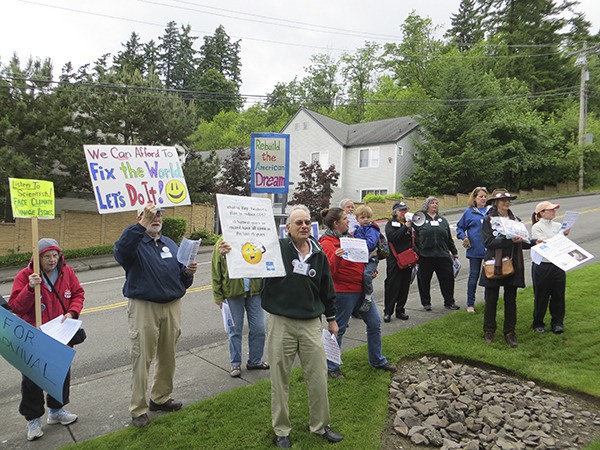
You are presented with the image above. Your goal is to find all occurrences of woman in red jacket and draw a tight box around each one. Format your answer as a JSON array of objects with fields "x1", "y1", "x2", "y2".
[
  {"x1": 9, "y1": 238, "x2": 84, "y2": 442},
  {"x1": 319, "y1": 207, "x2": 396, "y2": 379}
]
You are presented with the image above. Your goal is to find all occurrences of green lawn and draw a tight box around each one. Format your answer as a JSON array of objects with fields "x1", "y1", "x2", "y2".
[{"x1": 68, "y1": 263, "x2": 600, "y2": 449}]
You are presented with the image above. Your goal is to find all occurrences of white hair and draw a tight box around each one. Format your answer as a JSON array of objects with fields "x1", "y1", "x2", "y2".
[
  {"x1": 286, "y1": 205, "x2": 311, "y2": 224},
  {"x1": 339, "y1": 198, "x2": 353, "y2": 208}
]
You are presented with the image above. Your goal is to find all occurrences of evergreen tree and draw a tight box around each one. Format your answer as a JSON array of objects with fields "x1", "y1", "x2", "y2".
[
  {"x1": 183, "y1": 149, "x2": 220, "y2": 203},
  {"x1": 214, "y1": 147, "x2": 251, "y2": 196},
  {"x1": 198, "y1": 25, "x2": 242, "y2": 86},
  {"x1": 445, "y1": 0, "x2": 485, "y2": 51},
  {"x1": 113, "y1": 32, "x2": 146, "y2": 74}
]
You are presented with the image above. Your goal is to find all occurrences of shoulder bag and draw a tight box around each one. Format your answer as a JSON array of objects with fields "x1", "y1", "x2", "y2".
[
  {"x1": 483, "y1": 248, "x2": 514, "y2": 280},
  {"x1": 390, "y1": 229, "x2": 419, "y2": 269}
]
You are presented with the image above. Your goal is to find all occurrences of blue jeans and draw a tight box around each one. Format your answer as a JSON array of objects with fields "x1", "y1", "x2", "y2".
[
  {"x1": 467, "y1": 258, "x2": 483, "y2": 307},
  {"x1": 227, "y1": 295, "x2": 266, "y2": 366},
  {"x1": 363, "y1": 257, "x2": 378, "y2": 295},
  {"x1": 327, "y1": 292, "x2": 387, "y2": 371}
]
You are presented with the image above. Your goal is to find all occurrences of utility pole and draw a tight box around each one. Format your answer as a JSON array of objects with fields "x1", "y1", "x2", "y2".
[{"x1": 575, "y1": 42, "x2": 587, "y2": 193}]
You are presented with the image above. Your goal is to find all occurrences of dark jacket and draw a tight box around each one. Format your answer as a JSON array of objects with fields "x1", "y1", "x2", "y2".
[
  {"x1": 414, "y1": 213, "x2": 458, "y2": 258},
  {"x1": 262, "y1": 236, "x2": 336, "y2": 321},
  {"x1": 385, "y1": 217, "x2": 414, "y2": 271},
  {"x1": 478, "y1": 207, "x2": 533, "y2": 288},
  {"x1": 114, "y1": 223, "x2": 193, "y2": 303}
]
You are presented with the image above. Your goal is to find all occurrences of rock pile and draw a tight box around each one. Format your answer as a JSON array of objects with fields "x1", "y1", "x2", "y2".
[{"x1": 388, "y1": 356, "x2": 600, "y2": 449}]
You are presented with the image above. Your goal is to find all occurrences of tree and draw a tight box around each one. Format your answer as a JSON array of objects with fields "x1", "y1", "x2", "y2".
[
  {"x1": 214, "y1": 147, "x2": 251, "y2": 196},
  {"x1": 193, "y1": 68, "x2": 243, "y2": 121},
  {"x1": 113, "y1": 32, "x2": 146, "y2": 74},
  {"x1": 158, "y1": 22, "x2": 199, "y2": 90},
  {"x1": 445, "y1": 0, "x2": 485, "y2": 51},
  {"x1": 289, "y1": 161, "x2": 340, "y2": 221},
  {"x1": 183, "y1": 150, "x2": 220, "y2": 203},
  {"x1": 340, "y1": 42, "x2": 380, "y2": 122},
  {"x1": 301, "y1": 53, "x2": 341, "y2": 111},
  {"x1": 198, "y1": 25, "x2": 242, "y2": 86}
]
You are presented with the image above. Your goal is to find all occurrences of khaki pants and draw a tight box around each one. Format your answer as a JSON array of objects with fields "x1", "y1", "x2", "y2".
[
  {"x1": 128, "y1": 298, "x2": 181, "y2": 418},
  {"x1": 267, "y1": 314, "x2": 330, "y2": 437}
]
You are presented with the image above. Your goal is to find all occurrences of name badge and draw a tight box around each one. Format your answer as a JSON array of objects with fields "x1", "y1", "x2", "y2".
[
  {"x1": 161, "y1": 246, "x2": 173, "y2": 259},
  {"x1": 293, "y1": 261, "x2": 310, "y2": 276},
  {"x1": 431, "y1": 220, "x2": 440, "y2": 227}
]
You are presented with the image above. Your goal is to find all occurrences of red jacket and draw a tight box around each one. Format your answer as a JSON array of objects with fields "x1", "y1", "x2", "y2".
[
  {"x1": 9, "y1": 257, "x2": 85, "y2": 327},
  {"x1": 319, "y1": 233, "x2": 364, "y2": 293}
]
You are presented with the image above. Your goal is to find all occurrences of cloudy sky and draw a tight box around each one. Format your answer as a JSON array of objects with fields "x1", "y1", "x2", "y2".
[{"x1": 3, "y1": 0, "x2": 600, "y2": 100}]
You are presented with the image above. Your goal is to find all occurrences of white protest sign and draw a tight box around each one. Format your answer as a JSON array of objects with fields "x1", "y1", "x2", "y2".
[
  {"x1": 217, "y1": 194, "x2": 285, "y2": 278},
  {"x1": 83, "y1": 145, "x2": 190, "y2": 214}
]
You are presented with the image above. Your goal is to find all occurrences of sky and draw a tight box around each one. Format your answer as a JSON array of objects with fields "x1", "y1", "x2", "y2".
[{"x1": 3, "y1": 0, "x2": 600, "y2": 101}]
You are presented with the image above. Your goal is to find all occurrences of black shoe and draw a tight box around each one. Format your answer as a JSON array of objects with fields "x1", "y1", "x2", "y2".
[
  {"x1": 552, "y1": 325, "x2": 564, "y2": 334},
  {"x1": 131, "y1": 413, "x2": 150, "y2": 428},
  {"x1": 328, "y1": 369, "x2": 345, "y2": 379},
  {"x1": 320, "y1": 426, "x2": 344, "y2": 443},
  {"x1": 383, "y1": 314, "x2": 391, "y2": 323},
  {"x1": 396, "y1": 312, "x2": 409, "y2": 320},
  {"x1": 148, "y1": 398, "x2": 182, "y2": 412},
  {"x1": 275, "y1": 435, "x2": 291, "y2": 448},
  {"x1": 423, "y1": 304, "x2": 432, "y2": 311},
  {"x1": 484, "y1": 332, "x2": 494, "y2": 344},
  {"x1": 534, "y1": 326, "x2": 545, "y2": 333},
  {"x1": 505, "y1": 332, "x2": 518, "y2": 348},
  {"x1": 444, "y1": 303, "x2": 460, "y2": 310},
  {"x1": 376, "y1": 363, "x2": 397, "y2": 373}
]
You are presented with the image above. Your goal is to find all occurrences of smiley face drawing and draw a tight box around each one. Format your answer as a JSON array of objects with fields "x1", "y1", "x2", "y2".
[
  {"x1": 241, "y1": 242, "x2": 266, "y2": 264},
  {"x1": 165, "y1": 180, "x2": 187, "y2": 204}
]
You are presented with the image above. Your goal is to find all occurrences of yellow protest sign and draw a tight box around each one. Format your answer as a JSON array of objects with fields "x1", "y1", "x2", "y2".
[{"x1": 9, "y1": 178, "x2": 55, "y2": 219}]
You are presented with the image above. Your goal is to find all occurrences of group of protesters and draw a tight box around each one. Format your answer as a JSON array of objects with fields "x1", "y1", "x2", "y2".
[{"x1": 6, "y1": 189, "x2": 570, "y2": 447}]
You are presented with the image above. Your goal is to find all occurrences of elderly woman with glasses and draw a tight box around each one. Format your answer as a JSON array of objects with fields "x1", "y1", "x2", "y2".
[
  {"x1": 456, "y1": 187, "x2": 490, "y2": 313},
  {"x1": 9, "y1": 238, "x2": 85, "y2": 441},
  {"x1": 479, "y1": 188, "x2": 535, "y2": 348}
]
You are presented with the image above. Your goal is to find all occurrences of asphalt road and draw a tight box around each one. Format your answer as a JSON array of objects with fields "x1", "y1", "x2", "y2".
[{"x1": 0, "y1": 194, "x2": 598, "y2": 448}]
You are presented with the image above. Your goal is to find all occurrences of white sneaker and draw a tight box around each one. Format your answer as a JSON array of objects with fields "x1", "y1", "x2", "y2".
[
  {"x1": 27, "y1": 417, "x2": 43, "y2": 441},
  {"x1": 47, "y1": 409, "x2": 78, "y2": 425}
]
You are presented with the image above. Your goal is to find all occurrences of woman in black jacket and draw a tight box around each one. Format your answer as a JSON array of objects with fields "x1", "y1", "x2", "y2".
[
  {"x1": 383, "y1": 201, "x2": 414, "y2": 322},
  {"x1": 479, "y1": 189, "x2": 535, "y2": 348}
]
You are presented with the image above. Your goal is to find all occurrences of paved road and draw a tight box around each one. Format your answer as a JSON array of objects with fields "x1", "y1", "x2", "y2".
[{"x1": 0, "y1": 194, "x2": 598, "y2": 449}]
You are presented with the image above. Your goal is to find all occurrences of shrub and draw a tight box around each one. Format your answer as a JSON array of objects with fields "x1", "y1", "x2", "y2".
[
  {"x1": 0, "y1": 245, "x2": 114, "y2": 268},
  {"x1": 189, "y1": 228, "x2": 219, "y2": 246},
  {"x1": 161, "y1": 217, "x2": 187, "y2": 244},
  {"x1": 362, "y1": 193, "x2": 386, "y2": 202}
]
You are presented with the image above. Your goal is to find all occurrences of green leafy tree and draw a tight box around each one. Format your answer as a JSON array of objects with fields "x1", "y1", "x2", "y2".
[
  {"x1": 289, "y1": 161, "x2": 340, "y2": 221},
  {"x1": 445, "y1": 0, "x2": 485, "y2": 51},
  {"x1": 340, "y1": 42, "x2": 380, "y2": 122},
  {"x1": 301, "y1": 53, "x2": 341, "y2": 111},
  {"x1": 214, "y1": 146, "x2": 251, "y2": 196},
  {"x1": 194, "y1": 68, "x2": 242, "y2": 121},
  {"x1": 198, "y1": 25, "x2": 242, "y2": 86},
  {"x1": 182, "y1": 150, "x2": 220, "y2": 203}
]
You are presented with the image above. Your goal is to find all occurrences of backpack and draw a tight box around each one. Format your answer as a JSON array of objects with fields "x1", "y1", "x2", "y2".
[{"x1": 377, "y1": 233, "x2": 390, "y2": 259}]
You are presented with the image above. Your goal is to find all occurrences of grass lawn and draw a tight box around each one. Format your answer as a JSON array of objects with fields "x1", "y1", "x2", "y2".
[{"x1": 68, "y1": 263, "x2": 600, "y2": 449}]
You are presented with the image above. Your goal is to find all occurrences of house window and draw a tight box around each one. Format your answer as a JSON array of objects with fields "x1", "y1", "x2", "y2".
[
  {"x1": 359, "y1": 148, "x2": 379, "y2": 168},
  {"x1": 361, "y1": 188, "x2": 388, "y2": 199},
  {"x1": 311, "y1": 152, "x2": 320, "y2": 163}
]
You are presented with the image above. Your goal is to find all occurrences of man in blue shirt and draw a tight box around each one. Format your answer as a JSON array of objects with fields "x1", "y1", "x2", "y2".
[{"x1": 114, "y1": 202, "x2": 197, "y2": 428}]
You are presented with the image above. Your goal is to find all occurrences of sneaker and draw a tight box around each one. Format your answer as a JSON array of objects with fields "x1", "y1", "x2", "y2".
[
  {"x1": 423, "y1": 304, "x2": 432, "y2": 311},
  {"x1": 466, "y1": 306, "x2": 475, "y2": 314},
  {"x1": 131, "y1": 413, "x2": 150, "y2": 428},
  {"x1": 27, "y1": 417, "x2": 43, "y2": 441},
  {"x1": 148, "y1": 398, "x2": 182, "y2": 412},
  {"x1": 328, "y1": 369, "x2": 345, "y2": 379},
  {"x1": 47, "y1": 409, "x2": 78, "y2": 425},
  {"x1": 534, "y1": 326, "x2": 545, "y2": 333},
  {"x1": 375, "y1": 363, "x2": 397, "y2": 373},
  {"x1": 484, "y1": 332, "x2": 494, "y2": 344},
  {"x1": 552, "y1": 325, "x2": 565, "y2": 334},
  {"x1": 505, "y1": 332, "x2": 518, "y2": 348},
  {"x1": 396, "y1": 312, "x2": 409, "y2": 320},
  {"x1": 229, "y1": 366, "x2": 241, "y2": 378},
  {"x1": 444, "y1": 303, "x2": 460, "y2": 310},
  {"x1": 383, "y1": 314, "x2": 391, "y2": 323}
]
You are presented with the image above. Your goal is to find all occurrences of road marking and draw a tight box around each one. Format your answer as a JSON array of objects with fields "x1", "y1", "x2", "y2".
[{"x1": 80, "y1": 284, "x2": 213, "y2": 315}]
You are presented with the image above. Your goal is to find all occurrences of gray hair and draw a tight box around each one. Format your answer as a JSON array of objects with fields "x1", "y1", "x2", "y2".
[
  {"x1": 286, "y1": 205, "x2": 311, "y2": 224},
  {"x1": 422, "y1": 196, "x2": 439, "y2": 212},
  {"x1": 339, "y1": 198, "x2": 353, "y2": 209}
]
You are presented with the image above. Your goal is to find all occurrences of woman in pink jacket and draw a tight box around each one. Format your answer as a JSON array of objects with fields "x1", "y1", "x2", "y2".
[{"x1": 9, "y1": 238, "x2": 85, "y2": 442}]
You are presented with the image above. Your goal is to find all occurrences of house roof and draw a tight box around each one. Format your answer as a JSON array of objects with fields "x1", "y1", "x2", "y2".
[{"x1": 289, "y1": 107, "x2": 419, "y2": 147}]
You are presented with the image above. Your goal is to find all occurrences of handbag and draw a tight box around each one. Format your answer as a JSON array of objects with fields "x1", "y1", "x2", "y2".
[
  {"x1": 484, "y1": 248, "x2": 514, "y2": 279},
  {"x1": 390, "y1": 229, "x2": 419, "y2": 269},
  {"x1": 43, "y1": 273, "x2": 86, "y2": 346}
]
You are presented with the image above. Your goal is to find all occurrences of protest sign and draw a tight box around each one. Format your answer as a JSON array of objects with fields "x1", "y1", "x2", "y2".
[
  {"x1": 83, "y1": 145, "x2": 190, "y2": 214},
  {"x1": 9, "y1": 178, "x2": 54, "y2": 219},
  {"x1": 216, "y1": 194, "x2": 285, "y2": 278},
  {"x1": 531, "y1": 233, "x2": 594, "y2": 271},
  {"x1": 0, "y1": 308, "x2": 75, "y2": 403},
  {"x1": 250, "y1": 133, "x2": 290, "y2": 194}
]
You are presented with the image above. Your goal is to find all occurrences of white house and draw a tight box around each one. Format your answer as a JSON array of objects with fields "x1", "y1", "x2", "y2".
[{"x1": 278, "y1": 107, "x2": 421, "y2": 207}]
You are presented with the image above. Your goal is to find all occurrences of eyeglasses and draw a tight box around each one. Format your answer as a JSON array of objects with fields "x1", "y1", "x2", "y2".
[{"x1": 293, "y1": 220, "x2": 311, "y2": 226}]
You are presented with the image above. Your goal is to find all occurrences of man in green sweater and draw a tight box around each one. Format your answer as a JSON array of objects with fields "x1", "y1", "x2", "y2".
[{"x1": 262, "y1": 205, "x2": 343, "y2": 448}]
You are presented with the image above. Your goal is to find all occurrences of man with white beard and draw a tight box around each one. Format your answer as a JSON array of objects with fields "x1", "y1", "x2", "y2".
[{"x1": 114, "y1": 202, "x2": 197, "y2": 428}]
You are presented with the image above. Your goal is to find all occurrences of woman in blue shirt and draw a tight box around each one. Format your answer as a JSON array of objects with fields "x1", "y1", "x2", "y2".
[{"x1": 456, "y1": 187, "x2": 490, "y2": 313}]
